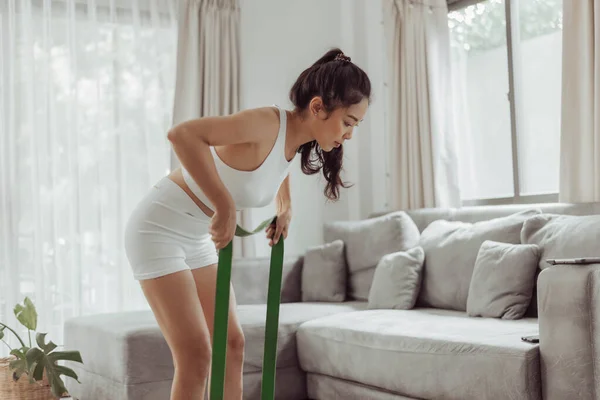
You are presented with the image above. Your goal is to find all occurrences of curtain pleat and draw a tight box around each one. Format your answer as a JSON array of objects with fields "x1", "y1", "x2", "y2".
[
  {"x1": 170, "y1": 0, "x2": 244, "y2": 256},
  {"x1": 384, "y1": 0, "x2": 461, "y2": 210},
  {"x1": 559, "y1": 1, "x2": 600, "y2": 202}
]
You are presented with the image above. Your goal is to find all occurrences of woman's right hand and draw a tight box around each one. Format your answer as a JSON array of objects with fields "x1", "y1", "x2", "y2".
[{"x1": 209, "y1": 200, "x2": 237, "y2": 250}]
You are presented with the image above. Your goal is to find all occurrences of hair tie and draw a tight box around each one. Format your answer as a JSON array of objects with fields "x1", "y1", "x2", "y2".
[{"x1": 334, "y1": 53, "x2": 351, "y2": 63}]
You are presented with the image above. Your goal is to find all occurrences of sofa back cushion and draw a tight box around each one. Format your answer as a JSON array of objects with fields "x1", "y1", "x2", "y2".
[
  {"x1": 521, "y1": 214, "x2": 600, "y2": 270},
  {"x1": 324, "y1": 211, "x2": 420, "y2": 300},
  {"x1": 370, "y1": 202, "x2": 600, "y2": 233},
  {"x1": 521, "y1": 214, "x2": 600, "y2": 317},
  {"x1": 367, "y1": 202, "x2": 600, "y2": 316},
  {"x1": 232, "y1": 256, "x2": 303, "y2": 304},
  {"x1": 417, "y1": 209, "x2": 541, "y2": 311}
]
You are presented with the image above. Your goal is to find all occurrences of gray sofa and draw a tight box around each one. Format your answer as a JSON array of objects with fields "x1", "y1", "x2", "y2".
[{"x1": 64, "y1": 202, "x2": 600, "y2": 400}]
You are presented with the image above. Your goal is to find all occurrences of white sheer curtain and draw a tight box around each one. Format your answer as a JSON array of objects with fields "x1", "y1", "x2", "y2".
[
  {"x1": 0, "y1": 0, "x2": 177, "y2": 356},
  {"x1": 383, "y1": 0, "x2": 461, "y2": 209},
  {"x1": 559, "y1": 1, "x2": 600, "y2": 202}
]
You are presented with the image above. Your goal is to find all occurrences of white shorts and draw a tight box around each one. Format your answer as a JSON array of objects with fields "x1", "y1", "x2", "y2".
[{"x1": 124, "y1": 176, "x2": 218, "y2": 280}]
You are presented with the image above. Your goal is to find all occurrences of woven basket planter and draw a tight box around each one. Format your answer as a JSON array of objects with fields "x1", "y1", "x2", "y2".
[{"x1": 0, "y1": 355, "x2": 67, "y2": 399}]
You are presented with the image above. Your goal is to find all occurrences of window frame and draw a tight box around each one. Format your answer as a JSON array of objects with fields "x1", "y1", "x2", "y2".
[{"x1": 449, "y1": 0, "x2": 561, "y2": 206}]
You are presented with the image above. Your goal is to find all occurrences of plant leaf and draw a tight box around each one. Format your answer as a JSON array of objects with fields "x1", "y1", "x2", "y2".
[
  {"x1": 35, "y1": 332, "x2": 47, "y2": 348},
  {"x1": 36, "y1": 333, "x2": 57, "y2": 353},
  {"x1": 9, "y1": 346, "x2": 32, "y2": 381},
  {"x1": 31, "y1": 360, "x2": 45, "y2": 381},
  {"x1": 9, "y1": 357, "x2": 27, "y2": 381},
  {"x1": 12, "y1": 368, "x2": 26, "y2": 381},
  {"x1": 48, "y1": 350, "x2": 83, "y2": 364},
  {"x1": 12, "y1": 330, "x2": 85, "y2": 397},
  {"x1": 22, "y1": 341, "x2": 83, "y2": 397},
  {"x1": 25, "y1": 347, "x2": 44, "y2": 372},
  {"x1": 14, "y1": 297, "x2": 37, "y2": 331},
  {"x1": 54, "y1": 365, "x2": 80, "y2": 383},
  {"x1": 46, "y1": 350, "x2": 83, "y2": 398},
  {"x1": 46, "y1": 367, "x2": 69, "y2": 398},
  {"x1": 9, "y1": 358, "x2": 26, "y2": 369},
  {"x1": 10, "y1": 348, "x2": 26, "y2": 359},
  {"x1": 0, "y1": 326, "x2": 4, "y2": 340}
]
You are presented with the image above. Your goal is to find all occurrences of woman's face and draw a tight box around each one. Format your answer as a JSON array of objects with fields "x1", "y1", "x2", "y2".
[{"x1": 311, "y1": 97, "x2": 369, "y2": 152}]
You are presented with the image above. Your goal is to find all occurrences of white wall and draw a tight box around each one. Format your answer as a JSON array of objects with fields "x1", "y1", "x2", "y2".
[{"x1": 239, "y1": 0, "x2": 388, "y2": 257}]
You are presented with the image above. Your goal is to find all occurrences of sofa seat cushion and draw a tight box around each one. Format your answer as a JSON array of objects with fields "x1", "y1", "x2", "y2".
[
  {"x1": 297, "y1": 308, "x2": 541, "y2": 400},
  {"x1": 238, "y1": 301, "x2": 367, "y2": 373},
  {"x1": 63, "y1": 301, "x2": 367, "y2": 384}
]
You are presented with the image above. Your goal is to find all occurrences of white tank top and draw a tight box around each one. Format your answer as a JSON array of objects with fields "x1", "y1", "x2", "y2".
[{"x1": 181, "y1": 105, "x2": 294, "y2": 211}]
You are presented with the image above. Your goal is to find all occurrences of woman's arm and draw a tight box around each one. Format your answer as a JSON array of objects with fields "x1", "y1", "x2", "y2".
[
  {"x1": 267, "y1": 174, "x2": 292, "y2": 246},
  {"x1": 167, "y1": 108, "x2": 278, "y2": 210},
  {"x1": 276, "y1": 174, "x2": 292, "y2": 213},
  {"x1": 168, "y1": 108, "x2": 278, "y2": 248}
]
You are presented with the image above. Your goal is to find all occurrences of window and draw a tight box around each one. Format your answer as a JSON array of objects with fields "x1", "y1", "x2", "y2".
[{"x1": 449, "y1": 0, "x2": 563, "y2": 205}]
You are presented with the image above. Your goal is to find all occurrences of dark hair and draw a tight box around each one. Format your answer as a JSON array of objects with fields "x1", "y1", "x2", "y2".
[{"x1": 289, "y1": 48, "x2": 371, "y2": 201}]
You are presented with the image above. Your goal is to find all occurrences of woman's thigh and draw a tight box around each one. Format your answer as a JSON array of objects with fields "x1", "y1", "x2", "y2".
[
  {"x1": 190, "y1": 264, "x2": 244, "y2": 343},
  {"x1": 139, "y1": 268, "x2": 212, "y2": 365}
]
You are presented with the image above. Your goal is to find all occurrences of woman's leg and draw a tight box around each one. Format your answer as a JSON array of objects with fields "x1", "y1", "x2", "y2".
[
  {"x1": 191, "y1": 264, "x2": 245, "y2": 400},
  {"x1": 139, "y1": 269, "x2": 213, "y2": 400}
]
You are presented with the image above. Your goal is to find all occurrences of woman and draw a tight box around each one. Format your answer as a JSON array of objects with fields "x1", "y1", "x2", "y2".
[{"x1": 124, "y1": 48, "x2": 371, "y2": 400}]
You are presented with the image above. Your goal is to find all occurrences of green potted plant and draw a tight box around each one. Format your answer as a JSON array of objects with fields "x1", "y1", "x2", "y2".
[{"x1": 0, "y1": 297, "x2": 84, "y2": 398}]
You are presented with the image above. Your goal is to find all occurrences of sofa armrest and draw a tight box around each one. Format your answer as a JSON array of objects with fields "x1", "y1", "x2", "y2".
[
  {"x1": 538, "y1": 263, "x2": 600, "y2": 400},
  {"x1": 230, "y1": 255, "x2": 303, "y2": 305}
]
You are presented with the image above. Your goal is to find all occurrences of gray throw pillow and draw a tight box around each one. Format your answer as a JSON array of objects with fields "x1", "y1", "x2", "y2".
[
  {"x1": 467, "y1": 240, "x2": 540, "y2": 319},
  {"x1": 324, "y1": 211, "x2": 420, "y2": 300},
  {"x1": 418, "y1": 209, "x2": 541, "y2": 311},
  {"x1": 301, "y1": 240, "x2": 346, "y2": 302},
  {"x1": 368, "y1": 247, "x2": 425, "y2": 310}
]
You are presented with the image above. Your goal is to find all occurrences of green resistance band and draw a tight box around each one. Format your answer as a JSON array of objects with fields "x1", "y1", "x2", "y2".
[{"x1": 210, "y1": 216, "x2": 284, "y2": 400}]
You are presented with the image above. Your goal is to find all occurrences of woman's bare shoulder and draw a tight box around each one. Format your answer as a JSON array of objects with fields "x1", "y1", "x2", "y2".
[
  {"x1": 228, "y1": 106, "x2": 281, "y2": 142},
  {"x1": 236, "y1": 106, "x2": 280, "y2": 127},
  {"x1": 170, "y1": 106, "x2": 281, "y2": 146}
]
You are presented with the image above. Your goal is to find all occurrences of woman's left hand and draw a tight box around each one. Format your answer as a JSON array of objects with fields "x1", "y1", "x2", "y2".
[{"x1": 266, "y1": 208, "x2": 291, "y2": 246}]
